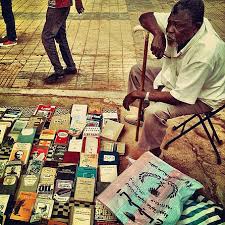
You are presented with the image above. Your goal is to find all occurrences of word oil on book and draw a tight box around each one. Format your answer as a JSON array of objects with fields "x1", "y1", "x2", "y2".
[
  {"x1": 10, "y1": 192, "x2": 37, "y2": 222},
  {"x1": 30, "y1": 198, "x2": 54, "y2": 223},
  {"x1": 37, "y1": 183, "x2": 54, "y2": 199}
]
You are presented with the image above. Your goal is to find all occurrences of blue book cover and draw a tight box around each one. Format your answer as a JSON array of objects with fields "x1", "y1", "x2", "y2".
[
  {"x1": 98, "y1": 151, "x2": 119, "y2": 165},
  {"x1": 76, "y1": 166, "x2": 97, "y2": 179}
]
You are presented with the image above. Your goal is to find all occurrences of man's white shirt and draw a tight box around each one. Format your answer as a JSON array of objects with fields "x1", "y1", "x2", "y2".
[{"x1": 153, "y1": 12, "x2": 225, "y2": 109}]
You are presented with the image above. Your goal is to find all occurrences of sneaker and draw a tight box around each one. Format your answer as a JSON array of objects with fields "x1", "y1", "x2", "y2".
[
  {"x1": 63, "y1": 67, "x2": 77, "y2": 75},
  {"x1": 44, "y1": 72, "x2": 64, "y2": 84},
  {"x1": 124, "y1": 114, "x2": 143, "y2": 127},
  {"x1": 0, "y1": 36, "x2": 18, "y2": 42},
  {"x1": 0, "y1": 39, "x2": 17, "y2": 47}
]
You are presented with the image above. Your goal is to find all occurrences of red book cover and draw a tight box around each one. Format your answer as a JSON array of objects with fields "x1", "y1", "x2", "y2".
[
  {"x1": 82, "y1": 136, "x2": 101, "y2": 154},
  {"x1": 34, "y1": 104, "x2": 56, "y2": 122},
  {"x1": 54, "y1": 130, "x2": 69, "y2": 146},
  {"x1": 63, "y1": 152, "x2": 80, "y2": 164},
  {"x1": 31, "y1": 145, "x2": 49, "y2": 161}
]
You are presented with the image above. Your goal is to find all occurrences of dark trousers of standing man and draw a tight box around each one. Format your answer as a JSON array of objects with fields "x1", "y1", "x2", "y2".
[
  {"x1": 42, "y1": 7, "x2": 75, "y2": 75},
  {"x1": 0, "y1": 0, "x2": 17, "y2": 41}
]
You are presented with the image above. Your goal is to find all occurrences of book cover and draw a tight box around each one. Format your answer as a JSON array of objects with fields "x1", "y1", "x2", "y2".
[
  {"x1": 39, "y1": 140, "x2": 52, "y2": 147},
  {"x1": 86, "y1": 119, "x2": 100, "y2": 127},
  {"x1": 62, "y1": 152, "x2": 80, "y2": 164},
  {"x1": 10, "y1": 191, "x2": 37, "y2": 222},
  {"x1": 49, "y1": 113, "x2": 71, "y2": 131},
  {"x1": 82, "y1": 136, "x2": 100, "y2": 154},
  {"x1": 27, "y1": 159, "x2": 43, "y2": 175},
  {"x1": 40, "y1": 129, "x2": 56, "y2": 140},
  {"x1": 76, "y1": 166, "x2": 97, "y2": 179},
  {"x1": 1, "y1": 175, "x2": 18, "y2": 195},
  {"x1": 26, "y1": 115, "x2": 47, "y2": 135},
  {"x1": 52, "y1": 145, "x2": 68, "y2": 162},
  {"x1": 30, "y1": 198, "x2": 54, "y2": 223},
  {"x1": 4, "y1": 161, "x2": 22, "y2": 178},
  {"x1": 34, "y1": 104, "x2": 56, "y2": 122},
  {"x1": 37, "y1": 183, "x2": 54, "y2": 199},
  {"x1": 98, "y1": 151, "x2": 119, "y2": 166},
  {"x1": 9, "y1": 143, "x2": 32, "y2": 165},
  {"x1": 31, "y1": 145, "x2": 49, "y2": 161},
  {"x1": 0, "y1": 107, "x2": 7, "y2": 118},
  {"x1": 56, "y1": 163, "x2": 76, "y2": 181},
  {"x1": 71, "y1": 206, "x2": 94, "y2": 225},
  {"x1": 47, "y1": 219, "x2": 67, "y2": 225},
  {"x1": 10, "y1": 119, "x2": 29, "y2": 134},
  {"x1": 40, "y1": 167, "x2": 57, "y2": 184},
  {"x1": 71, "y1": 104, "x2": 87, "y2": 118},
  {"x1": 100, "y1": 120, "x2": 124, "y2": 142},
  {"x1": 17, "y1": 174, "x2": 39, "y2": 194},
  {"x1": 83, "y1": 127, "x2": 101, "y2": 137},
  {"x1": 0, "y1": 125, "x2": 7, "y2": 144},
  {"x1": 69, "y1": 118, "x2": 86, "y2": 138},
  {"x1": 87, "y1": 104, "x2": 101, "y2": 115},
  {"x1": 68, "y1": 138, "x2": 83, "y2": 152},
  {"x1": 74, "y1": 177, "x2": 95, "y2": 203},
  {"x1": 54, "y1": 130, "x2": 69, "y2": 146},
  {"x1": 95, "y1": 200, "x2": 117, "y2": 221},
  {"x1": 102, "y1": 108, "x2": 118, "y2": 126},
  {"x1": 0, "y1": 160, "x2": 7, "y2": 179},
  {"x1": 3, "y1": 109, "x2": 22, "y2": 119},
  {"x1": 0, "y1": 195, "x2": 10, "y2": 225},
  {"x1": 17, "y1": 128, "x2": 36, "y2": 143},
  {"x1": 99, "y1": 165, "x2": 118, "y2": 183},
  {"x1": 53, "y1": 179, "x2": 73, "y2": 202},
  {"x1": 114, "y1": 142, "x2": 126, "y2": 155},
  {"x1": 79, "y1": 153, "x2": 98, "y2": 168}
]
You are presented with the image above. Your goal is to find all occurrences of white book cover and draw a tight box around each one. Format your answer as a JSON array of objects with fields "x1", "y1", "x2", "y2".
[
  {"x1": 71, "y1": 104, "x2": 88, "y2": 118},
  {"x1": 71, "y1": 206, "x2": 93, "y2": 225},
  {"x1": 68, "y1": 138, "x2": 83, "y2": 152},
  {"x1": 83, "y1": 126, "x2": 101, "y2": 137},
  {"x1": 99, "y1": 165, "x2": 118, "y2": 183}
]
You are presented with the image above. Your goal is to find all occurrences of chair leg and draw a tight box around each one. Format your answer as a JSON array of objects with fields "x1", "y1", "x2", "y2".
[
  {"x1": 198, "y1": 115, "x2": 222, "y2": 165},
  {"x1": 172, "y1": 114, "x2": 197, "y2": 131}
]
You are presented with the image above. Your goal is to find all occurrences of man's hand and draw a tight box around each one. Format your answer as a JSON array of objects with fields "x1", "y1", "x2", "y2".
[
  {"x1": 151, "y1": 32, "x2": 166, "y2": 59},
  {"x1": 75, "y1": 0, "x2": 84, "y2": 14},
  {"x1": 123, "y1": 90, "x2": 146, "y2": 110}
]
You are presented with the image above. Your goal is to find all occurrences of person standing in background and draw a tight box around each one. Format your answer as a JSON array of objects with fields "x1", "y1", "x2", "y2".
[
  {"x1": 0, "y1": 0, "x2": 17, "y2": 47},
  {"x1": 42, "y1": 0, "x2": 84, "y2": 84}
]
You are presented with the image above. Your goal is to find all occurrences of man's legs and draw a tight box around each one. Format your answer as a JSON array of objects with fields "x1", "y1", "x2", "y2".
[
  {"x1": 42, "y1": 7, "x2": 70, "y2": 76},
  {"x1": 0, "y1": 0, "x2": 17, "y2": 44},
  {"x1": 55, "y1": 18, "x2": 76, "y2": 73}
]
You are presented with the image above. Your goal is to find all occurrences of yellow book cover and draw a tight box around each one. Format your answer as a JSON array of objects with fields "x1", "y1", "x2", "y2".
[
  {"x1": 10, "y1": 191, "x2": 37, "y2": 222},
  {"x1": 39, "y1": 129, "x2": 56, "y2": 140}
]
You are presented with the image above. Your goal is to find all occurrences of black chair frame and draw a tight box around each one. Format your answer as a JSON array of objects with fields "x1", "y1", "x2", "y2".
[{"x1": 164, "y1": 104, "x2": 225, "y2": 165}]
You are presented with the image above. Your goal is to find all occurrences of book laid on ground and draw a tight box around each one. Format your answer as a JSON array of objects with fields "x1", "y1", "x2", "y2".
[
  {"x1": 71, "y1": 104, "x2": 88, "y2": 118},
  {"x1": 68, "y1": 138, "x2": 83, "y2": 152},
  {"x1": 0, "y1": 194, "x2": 10, "y2": 225},
  {"x1": 30, "y1": 198, "x2": 54, "y2": 223},
  {"x1": 26, "y1": 115, "x2": 47, "y2": 135},
  {"x1": 98, "y1": 151, "x2": 119, "y2": 166},
  {"x1": 76, "y1": 166, "x2": 97, "y2": 179},
  {"x1": 62, "y1": 152, "x2": 80, "y2": 164},
  {"x1": 82, "y1": 126, "x2": 101, "y2": 137},
  {"x1": 37, "y1": 183, "x2": 54, "y2": 199},
  {"x1": 102, "y1": 108, "x2": 119, "y2": 127},
  {"x1": 79, "y1": 153, "x2": 98, "y2": 168},
  {"x1": 10, "y1": 191, "x2": 37, "y2": 222},
  {"x1": 100, "y1": 120, "x2": 124, "y2": 142},
  {"x1": 69, "y1": 117, "x2": 86, "y2": 138},
  {"x1": 39, "y1": 167, "x2": 57, "y2": 184},
  {"x1": 95, "y1": 200, "x2": 117, "y2": 222},
  {"x1": 27, "y1": 159, "x2": 43, "y2": 175},
  {"x1": 34, "y1": 104, "x2": 56, "y2": 122},
  {"x1": 82, "y1": 136, "x2": 100, "y2": 154},
  {"x1": 74, "y1": 177, "x2": 95, "y2": 203},
  {"x1": 3, "y1": 109, "x2": 22, "y2": 120},
  {"x1": 54, "y1": 130, "x2": 69, "y2": 146},
  {"x1": 49, "y1": 113, "x2": 71, "y2": 130},
  {"x1": 30, "y1": 145, "x2": 49, "y2": 161},
  {"x1": 52, "y1": 145, "x2": 68, "y2": 162},
  {"x1": 56, "y1": 163, "x2": 77, "y2": 181},
  {"x1": 99, "y1": 165, "x2": 118, "y2": 183},
  {"x1": 0, "y1": 160, "x2": 7, "y2": 180},
  {"x1": 9, "y1": 142, "x2": 32, "y2": 165},
  {"x1": 88, "y1": 103, "x2": 101, "y2": 115},
  {"x1": 0, "y1": 125, "x2": 7, "y2": 144},
  {"x1": 70, "y1": 205, "x2": 94, "y2": 225},
  {"x1": 17, "y1": 128, "x2": 36, "y2": 143},
  {"x1": 0, "y1": 107, "x2": 7, "y2": 118},
  {"x1": 40, "y1": 129, "x2": 56, "y2": 140},
  {"x1": 53, "y1": 179, "x2": 73, "y2": 202},
  {"x1": 10, "y1": 118, "x2": 29, "y2": 134},
  {"x1": 39, "y1": 140, "x2": 52, "y2": 147}
]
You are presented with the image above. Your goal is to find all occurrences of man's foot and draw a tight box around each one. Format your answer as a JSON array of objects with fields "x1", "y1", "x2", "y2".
[
  {"x1": 44, "y1": 72, "x2": 64, "y2": 84},
  {"x1": 0, "y1": 36, "x2": 18, "y2": 42},
  {"x1": 124, "y1": 114, "x2": 143, "y2": 127},
  {"x1": 0, "y1": 37, "x2": 17, "y2": 47},
  {"x1": 63, "y1": 67, "x2": 77, "y2": 75}
]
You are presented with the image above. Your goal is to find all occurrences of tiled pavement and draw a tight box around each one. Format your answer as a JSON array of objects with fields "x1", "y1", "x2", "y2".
[{"x1": 0, "y1": 0, "x2": 224, "y2": 96}]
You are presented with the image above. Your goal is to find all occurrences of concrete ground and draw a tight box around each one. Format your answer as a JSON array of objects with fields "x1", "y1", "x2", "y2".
[{"x1": 0, "y1": 0, "x2": 225, "y2": 208}]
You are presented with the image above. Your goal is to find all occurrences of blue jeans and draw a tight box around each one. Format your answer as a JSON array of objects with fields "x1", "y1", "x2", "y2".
[
  {"x1": 0, "y1": 0, "x2": 17, "y2": 41},
  {"x1": 42, "y1": 7, "x2": 75, "y2": 74}
]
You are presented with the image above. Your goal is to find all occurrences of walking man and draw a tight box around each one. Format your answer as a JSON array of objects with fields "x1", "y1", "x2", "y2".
[
  {"x1": 42, "y1": 0, "x2": 84, "y2": 84},
  {"x1": 0, "y1": 0, "x2": 17, "y2": 47}
]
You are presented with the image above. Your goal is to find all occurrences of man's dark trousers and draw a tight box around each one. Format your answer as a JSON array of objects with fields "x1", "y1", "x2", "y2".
[
  {"x1": 42, "y1": 7, "x2": 75, "y2": 74},
  {"x1": 0, "y1": 0, "x2": 17, "y2": 41}
]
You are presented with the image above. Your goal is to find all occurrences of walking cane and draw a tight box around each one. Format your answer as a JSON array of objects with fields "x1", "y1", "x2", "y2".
[{"x1": 135, "y1": 29, "x2": 149, "y2": 141}]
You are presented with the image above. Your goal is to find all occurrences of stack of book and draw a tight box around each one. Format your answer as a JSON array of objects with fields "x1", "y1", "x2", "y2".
[{"x1": 0, "y1": 104, "x2": 125, "y2": 225}]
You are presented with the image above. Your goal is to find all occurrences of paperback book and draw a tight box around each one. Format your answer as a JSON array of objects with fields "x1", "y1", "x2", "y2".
[
  {"x1": 82, "y1": 136, "x2": 100, "y2": 154},
  {"x1": 70, "y1": 206, "x2": 94, "y2": 225},
  {"x1": 54, "y1": 130, "x2": 69, "y2": 146},
  {"x1": 39, "y1": 167, "x2": 57, "y2": 184},
  {"x1": 10, "y1": 118, "x2": 29, "y2": 134},
  {"x1": 76, "y1": 166, "x2": 97, "y2": 179},
  {"x1": 34, "y1": 104, "x2": 56, "y2": 122},
  {"x1": 83, "y1": 126, "x2": 101, "y2": 137},
  {"x1": 95, "y1": 200, "x2": 117, "y2": 221},
  {"x1": 30, "y1": 198, "x2": 54, "y2": 223},
  {"x1": 68, "y1": 138, "x2": 83, "y2": 152},
  {"x1": 3, "y1": 109, "x2": 22, "y2": 119},
  {"x1": 99, "y1": 165, "x2": 118, "y2": 183},
  {"x1": 0, "y1": 194, "x2": 10, "y2": 225},
  {"x1": 27, "y1": 159, "x2": 43, "y2": 175},
  {"x1": 17, "y1": 128, "x2": 36, "y2": 143},
  {"x1": 49, "y1": 113, "x2": 71, "y2": 130},
  {"x1": 52, "y1": 145, "x2": 68, "y2": 162},
  {"x1": 79, "y1": 153, "x2": 98, "y2": 168},
  {"x1": 56, "y1": 163, "x2": 76, "y2": 181},
  {"x1": 53, "y1": 179, "x2": 73, "y2": 202},
  {"x1": 98, "y1": 151, "x2": 119, "y2": 165},
  {"x1": 37, "y1": 183, "x2": 54, "y2": 199},
  {"x1": 10, "y1": 191, "x2": 37, "y2": 222},
  {"x1": 62, "y1": 152, "x2": 80, "y2": 164},
  {"x1": 40, "y1": 129, "x2": 56, "y2": 140},
  {"x1": 30, "y1": 145, "x2": 49, "y2": 161},
  {"x1": 26, "y1": 115, "x2": 47, "y2": 135}
]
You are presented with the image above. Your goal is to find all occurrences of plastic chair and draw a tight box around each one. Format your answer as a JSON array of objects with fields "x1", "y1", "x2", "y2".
[{"x1": 164, "y1": 103, "x2": 225, "y2": 165}]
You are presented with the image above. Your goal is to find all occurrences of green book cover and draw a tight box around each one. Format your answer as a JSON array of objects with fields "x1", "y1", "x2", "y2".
[{"x1": 17, "y1": 128, "x2": 36, "y2": 143}]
